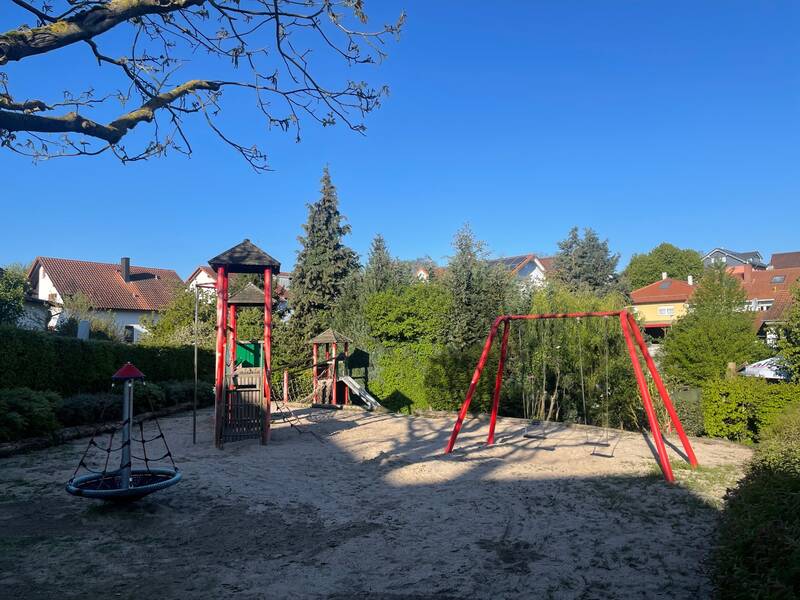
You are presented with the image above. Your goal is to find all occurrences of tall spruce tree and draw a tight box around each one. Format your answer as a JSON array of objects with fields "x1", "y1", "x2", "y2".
[
  {"x1": 364, "y1": 234, "x2": 403, "y2": 295},
  {"x1": 288, "y1": 167, "x2": 359, "y2": 354},
  {"x1": 554, "y1": 227, "x2": 620, "y2": 294}
]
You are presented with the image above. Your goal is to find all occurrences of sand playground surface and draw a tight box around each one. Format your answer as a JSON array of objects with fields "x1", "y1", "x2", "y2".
[{"x1": 0, "y1": 406, "x2": 752, "y2": 599}]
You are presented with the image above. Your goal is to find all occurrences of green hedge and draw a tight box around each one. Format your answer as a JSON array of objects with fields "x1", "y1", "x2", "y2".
[
  {"x1": 0, "y1": 326, "x2": 214, "y2": 396},
  {"x1": 702, "y1": 377, "x2": 800, "y2": 443},
  {"x1": 370, "y1": 342, "x2": 437, "y2": 412},
  {"x1": 0, "y1": 380, "x2": 214, "y2": 442},
  {"x1": 713, "y1": 401, "x2": 800, "y2": 598}
]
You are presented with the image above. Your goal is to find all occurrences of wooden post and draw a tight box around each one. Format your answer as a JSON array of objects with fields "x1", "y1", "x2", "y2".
[
  {"x1": 331, "y1": 342, "x2": 338, "y2": 406},
  {"x1": 283, "y1": 369, "x2": 289, "y2": 405},
  {"x1": 213, "y1": 267, "x2": 228, "y2": 448},
  {"x1": 312, "y1": 343, "x2": 319, "y2": 403},
  {"x1": 344, "y1": 342, "x2": 350, "y2": 404},
  {"x1": 262, "y1": 268, "x2": 273, "y2": 444}
]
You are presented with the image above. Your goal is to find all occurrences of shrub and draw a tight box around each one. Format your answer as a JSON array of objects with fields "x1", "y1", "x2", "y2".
[
  {"x1": 0, "y1": 326, "x2": 214, "y2": 396},
  {"x1": 370, "y1": 342, "x2": 437, "y2": 412},
  {"x1": 671, "y1": 386, "x2": 704, "y2": 436},
  {"x1": 702, "y1": 377, "x2": 800, "y2": 442},
  {"x1": 160, "y1": 380, "x2": 215, "y2": 408},
  {"x1": 713, "y1": 402, "x2": 800, "y2": 599},
  {"x1": 424, "y1": 343, "x2": 500, "y2": 413},
  {"x1": 0, "y1": 388, "x2": 61, "y2": 442},
  {"x1": 131, "y1": 382, "x2": 166, "y2": 413},
  {"x1": 57, "y1": 392, "x2": 118, "y2": 427}
]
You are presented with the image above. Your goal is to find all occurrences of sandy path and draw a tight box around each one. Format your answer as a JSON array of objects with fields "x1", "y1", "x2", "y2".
[{"x1": 0, "y1": 408, "x2": 751, "y2": 599}]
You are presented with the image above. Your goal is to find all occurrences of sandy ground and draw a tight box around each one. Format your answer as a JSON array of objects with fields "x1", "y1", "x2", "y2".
[{"x1": 0, "y1": 407, "x2": 752, "y2": 600}]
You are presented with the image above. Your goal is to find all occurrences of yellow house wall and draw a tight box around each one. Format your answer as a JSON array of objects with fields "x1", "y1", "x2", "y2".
[{"x1": 632, "y1": 301, "x2": 689, "y2": 326}]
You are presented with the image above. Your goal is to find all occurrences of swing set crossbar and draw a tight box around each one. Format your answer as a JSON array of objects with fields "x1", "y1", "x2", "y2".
[{"x1": 443, "y1": 310, "x2": 698, "y2": 483}]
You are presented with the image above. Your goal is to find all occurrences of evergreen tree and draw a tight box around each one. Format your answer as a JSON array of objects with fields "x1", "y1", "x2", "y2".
[
  {"x1": 444, "y1": 225, "x2": 512, "y2": 349},
  {"x1": 0, "y1": 264, "x2": 27, "y2": 326},
  {"x1": 554, "y1": 227, "x2": 620, "y2": 294},
  {"x1": 662, "y1": 263, "x2": 768, "y2": 386},
  {"x1": 288, "y1": 167, "x2": 359, "y2": 354},
  {"x1": 779, "y1": 285, "x2": 800, "y2": 382},
  {"x1": 363, "y1": 234, "x2": 403, "y2": 294},
  {"x1": 623, "y1": 243, "x2": 704, "y2": 290}
]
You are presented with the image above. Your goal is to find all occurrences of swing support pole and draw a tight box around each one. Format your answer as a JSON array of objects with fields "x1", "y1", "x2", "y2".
[{"x1": 444, "y1": 310, "x2": 696, "y2": 483}]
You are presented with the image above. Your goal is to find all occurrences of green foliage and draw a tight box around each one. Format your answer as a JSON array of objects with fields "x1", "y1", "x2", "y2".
[
  {"x1": 623, "y1": 243, "x2": 703, "y2": 290},
  {"x1": 0, "y1": 326, "x2": 214, "y2": 396},
  {"x1": 55, "y1": 291, "x2": 124, "y2": 341},
  {"x1": 141, "y1": 285, "x2": 216, "y2": 348},
  {"x1": 701, "y1": 377, "x2": 800, "y2": 442},
  {"x1": 713, "y1": 401, "x2": 800, "y2": 599},
  {"x1": 670, "y1": 386, "x2": 704, "y2": 436},
  {"x1": 553, "y1": 227, "x2": 621, "y2": 294},
  {"x1": 363, "y1": 234, "x2": 405, "y2": 295},
  {"x1": 444, "y1": 225, "x2": 513, "y2": 349},
  {"x1": 0, "y1": 264, "x2": 28, "y2": 326},
  {"x1": 288, "y1": 167, "x2": 359, "y2": 356},
  {"x1": 662, "y1": 264, "x2": 768, "y2": 386},
  {"x1": 371, "y1": 342, "x2": 438, "y2": 412},
  {"x1": 56, "y1": 392, "x2": 118, "y2": 427},
  {"x1": 365, "y1": 284, "x2": 450, "y2": 347},
  {"x1": 779, "y1": 284, "x2": 800, "y2": 383},
  {"x1": 0, "y1": 388, "x2": 61, "y2": 442},
  {"x1": 424, "y1": 343, "x2": 499, "y2": 413}
]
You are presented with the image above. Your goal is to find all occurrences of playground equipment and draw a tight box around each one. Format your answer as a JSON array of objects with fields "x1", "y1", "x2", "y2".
[
  {"x1": 444, "y1": 310, "x2": 699, "y2": 483},
  {"x1": 208, "y1": 239, "x2": 280, "y2": 448},
  {"x1": 66, "y1": 363, "x2": 181, "y2": 502},
  {"x1": 310, "y1": 329, "x2": 381, "y2": 410}
]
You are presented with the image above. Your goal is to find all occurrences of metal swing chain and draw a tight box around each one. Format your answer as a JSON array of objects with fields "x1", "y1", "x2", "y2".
[
  {"x1": 576, "y1": 318, "x2": 588, "y2": 427},
  {"x1": 603, "y1": 316, "x2": 611, "y2": 440}
]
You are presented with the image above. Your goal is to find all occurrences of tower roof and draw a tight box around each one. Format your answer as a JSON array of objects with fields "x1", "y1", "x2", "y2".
[
  {"x1": 208, "y1": 239, "x2": 281, "y2": 274},
  {"x1": 228, "y1": 282, "x2": 267, "y2": 306},
  {"x1": 309, "y1": 329, "x2": 352, "y2": 345}
]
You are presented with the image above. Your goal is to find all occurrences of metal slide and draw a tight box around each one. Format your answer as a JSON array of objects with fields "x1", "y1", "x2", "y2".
[{"x1": 339, "y1": 375, "x2": 382, "y2": 411}]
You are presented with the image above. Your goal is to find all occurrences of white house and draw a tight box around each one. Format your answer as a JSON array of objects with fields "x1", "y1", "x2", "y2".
[
  {"x1": 489, "y1": 253, "x2": 554, "y2": 287},
  {"x1": 27, "y1": 256, "x2": 183, "y2": 342}
]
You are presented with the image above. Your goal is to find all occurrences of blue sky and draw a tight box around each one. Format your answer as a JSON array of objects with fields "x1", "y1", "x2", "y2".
[{"x1": 1, "y1": 1, "x2": 798, "y2": 278}]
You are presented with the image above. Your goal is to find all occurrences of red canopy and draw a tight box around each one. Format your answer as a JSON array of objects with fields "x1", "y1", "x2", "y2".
[{"x1": 112, "y1": 362, "x2": 146, "y2": 381}]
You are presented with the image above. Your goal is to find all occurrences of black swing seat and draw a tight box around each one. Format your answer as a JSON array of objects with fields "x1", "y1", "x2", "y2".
[{"x1": 66, "y1": 467, "x2": 181, "y2": 502}]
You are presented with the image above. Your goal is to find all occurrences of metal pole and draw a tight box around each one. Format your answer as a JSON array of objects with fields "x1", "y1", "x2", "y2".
[
  {"x1": 445, "y1": 317, "x2": 503, "y2": 453},
  {"x1": 626, "y1": 312, "x2": 699, "y2": 468},
  {"x1": 487, "y1": 319, "x2": 510, "y2": 445},
  {"x1": 619, "y1": 312, "x2": 675, "y2": 483},
  {"x1": 312, "y1": 343, "x2": 318, "y2": 403},
  {"x1": 193, "y1": 285, "x2": 198, "y2": 445},
  {"x1": 120, "y1": 379, "x2": 133, "y2": 490}
]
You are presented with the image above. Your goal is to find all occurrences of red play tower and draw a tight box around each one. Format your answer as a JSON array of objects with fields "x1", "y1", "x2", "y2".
[{"x1": 208, "y1": 239, "x2": 281, "y2": 448}]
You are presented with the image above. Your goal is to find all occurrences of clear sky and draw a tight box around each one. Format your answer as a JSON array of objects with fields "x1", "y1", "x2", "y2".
[{"x1": 1, "y1": 1, "x2": 798, "y2": 278}]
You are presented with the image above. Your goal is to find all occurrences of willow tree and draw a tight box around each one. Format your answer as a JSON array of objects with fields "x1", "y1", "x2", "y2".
[{"x1": 0, "y1": 1, "x2": 403, "y2": 170}]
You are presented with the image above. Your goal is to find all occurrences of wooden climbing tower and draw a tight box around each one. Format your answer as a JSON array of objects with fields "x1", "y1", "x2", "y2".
[
  {"x1": 208, "y1": 239, "x2": 281, "y2": 448},
  {"x1": 310, "y1": 329, "x2": 352, "y2": 406}
]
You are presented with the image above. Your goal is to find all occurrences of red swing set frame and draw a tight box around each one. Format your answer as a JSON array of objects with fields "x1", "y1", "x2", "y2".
[{"x1": 444, "y1": 310, "x2": 698, "y2": 483}]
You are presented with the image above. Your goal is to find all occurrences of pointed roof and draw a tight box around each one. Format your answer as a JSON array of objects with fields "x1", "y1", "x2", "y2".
[
  {"x1": 208, "y1": 239, "x2": 281, "y2": 274},
  {"x1": 112, "y1": 362, "x2": 146, "y2": 380},
  {"x1": 309, "y1": 328, "x2": 352, "y2": 345},
  {"x1": 229, "y1": 282, "x2": 267, "y2": 306}
]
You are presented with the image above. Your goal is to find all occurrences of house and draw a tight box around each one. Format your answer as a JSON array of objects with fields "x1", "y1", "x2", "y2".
[
  {"x1": 630, "y1": 273, "x2": 696, "y2": 336},
  {"x1": 728, "y1": 264, "x2": 800, "y2": 342},
  {"x1": 27, "y1": 256, "x2": 183, "y2": 342},
  {"x1": 769, "y1": 251, "x2": 800, "y2": 269},
  {"x1": 489, "y1": 253, "x2": 554, "y2": 286},
  {"x1": 702, "y1": 248, "x2": 766, "y2": 269}
]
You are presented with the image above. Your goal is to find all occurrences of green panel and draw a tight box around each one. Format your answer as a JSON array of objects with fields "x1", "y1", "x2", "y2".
[{"x1": 236, "y1": 341, "x2": 262, "y2": 368}]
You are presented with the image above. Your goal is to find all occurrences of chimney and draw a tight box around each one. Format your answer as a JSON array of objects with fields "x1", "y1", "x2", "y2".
[
  {"x1": 742, "y1": 263, "x2": 753, "y2": 284},
  {"x1": 121, "y1": 257, "x2": 131, "y2": 283},
  {"x1": 687, "y1": 275, "x2": 694, "y2": 286},
  {"x1": 661, "y1": 272, "x2": 668, "y2": 280}
]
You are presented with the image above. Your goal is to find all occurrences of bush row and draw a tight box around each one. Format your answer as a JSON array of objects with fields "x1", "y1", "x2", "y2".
[
  {"x1": 0, "y1": 381, "x2": 214, "y2": 443},
  {"x1": 0, "y1": 326, "x2": 214, "y2": 396},
  {"x1": 701, "y1": 377, "x2": 800, "y2": 443},
  {"x1": 713, "y1": 401, "x2": 800, "y2": 599}
]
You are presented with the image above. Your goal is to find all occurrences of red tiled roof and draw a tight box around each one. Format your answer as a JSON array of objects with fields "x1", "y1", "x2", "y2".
[
  {"x1": 756, "y1": 290, "x2": 794, "y2": 329},
  {"x1": 631, "y1": 278, "x2": 695, "y2": 304},
  {"x1": 187, "y1": 265, "x2": 217, "y2": 283},
  {"x1": 31, "y1": 257, "x2": 182, "y2": 312},
  {"x1": 729, "y1": 266, "x2": 800, "y2": 301},
  {"x1": 770, "y1": 252, "x2": 800, "y2": 269},
  {"x1": 538, "y1": 256, "x2": 555, "y2": 272}
]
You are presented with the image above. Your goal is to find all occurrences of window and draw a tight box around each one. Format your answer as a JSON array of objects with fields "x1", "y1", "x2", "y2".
[
  {"x1": 771, "y1": 275, "x2": 785, "y2": 284},
  {"x1": 658, "y1": 306, "x2": 675, "y2": 316}
]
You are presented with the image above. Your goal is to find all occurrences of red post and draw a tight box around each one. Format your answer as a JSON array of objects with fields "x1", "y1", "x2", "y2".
[
  {"x1": 312, "y1": 343, "x2": 319, "y2": 403},
  {"x1": 331, "y1": 342, "x2": 338, "y2": 406},
  {"x1": 227, "y1": 304, "x2": 237, "y2": 389},
  {"x1": 262, "y1": 268, "x2": 273, "y2": 445},
  {"x1": 487, "y1": 319, "x2": 510, "y2": 445},
  {"x1": 445, "y1": 317, "x2": 504, "y2": 453},
  {"x1": 619, "y1": 312, "x2": 675, "y2": 483},
  {"x1": 213, "y1": 266, "x2": 228, "y2": 448},
  {"x1": 283, "y1": 369, "x2": 289, "y2": 405},
  {"x1": 626, "y1": 312, "x2": 699, "y2": 468},
  {"x1": 344, "y1": 342, "x2": 350, "y2": 405}
]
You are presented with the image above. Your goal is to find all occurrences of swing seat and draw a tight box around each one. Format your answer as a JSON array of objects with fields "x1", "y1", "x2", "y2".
[{"x1": 66, "y1": 467, "x2": 181, "y2": 502}]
